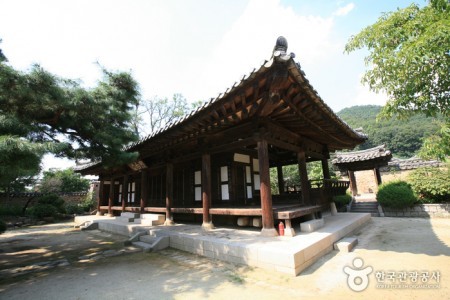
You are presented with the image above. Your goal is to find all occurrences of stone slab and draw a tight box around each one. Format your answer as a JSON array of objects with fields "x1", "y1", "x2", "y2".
[
  {"x1": 81, "y1": 212, "x2": 371, "y2": 277},
  {"x1": 121, "y1": 212, "x2": 140, "y2": 219},
  {"x1": 300, "y1": 218, "x2": 324, "y2": 232},
  {"x1": 334, "y1": 237, "x2": 358, "y2": 252}
]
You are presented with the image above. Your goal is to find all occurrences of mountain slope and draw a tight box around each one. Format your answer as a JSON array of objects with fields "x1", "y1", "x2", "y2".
[{"x1": 337, "y1": 105, "x2": 440, "y2": 157}]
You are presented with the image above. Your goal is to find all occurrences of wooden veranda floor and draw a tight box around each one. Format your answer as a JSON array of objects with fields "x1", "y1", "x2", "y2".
[{"x1": 101, "y1": 203, "x2": 325, "y2": 220}]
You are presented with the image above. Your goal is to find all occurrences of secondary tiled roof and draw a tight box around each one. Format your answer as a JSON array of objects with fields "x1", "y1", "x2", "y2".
[
  {"x1": 332, "y1": 145, "x2": 392, "y2": 164},
  {"x1": 381, "y1": 157, "x2": 442, "y2": 171}
]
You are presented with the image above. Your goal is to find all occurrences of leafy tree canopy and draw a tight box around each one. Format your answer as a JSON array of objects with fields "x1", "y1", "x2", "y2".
[
  {"x1": 0, "y1": 41, "x2": 140, "y2": 189},
  {"x1": 345, "y1": 0, "x2": 449, "y2": 160},
  {"x1": 39, "y1": 168, "x2": 90, "y2": 193}
]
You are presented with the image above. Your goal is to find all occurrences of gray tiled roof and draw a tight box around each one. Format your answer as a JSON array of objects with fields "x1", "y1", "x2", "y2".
[
  {"x1": 381, "y1": 157, "x2": 442, "y2": 171},
  {"x1": 332, "y1": 145, "x2": 391, "y2": 164}
]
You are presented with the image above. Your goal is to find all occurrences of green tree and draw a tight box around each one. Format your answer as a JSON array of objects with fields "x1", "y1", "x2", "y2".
[
  {"x1": 134, "y1": 93, "x2": 203, "y2": 137},
  {"x1": 345, "y1": 0, "x2": 450, "y2": 160},
  {"x1": 40, "y1": 168, "x2": 90, "y2": 193},
  {"x1": 0, "y1": 42, "x2": 140, "y2": 189}
]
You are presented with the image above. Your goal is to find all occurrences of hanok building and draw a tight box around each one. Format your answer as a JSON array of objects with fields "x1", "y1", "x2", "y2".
[
  {"x1": 77, "y1": 37, "x2": 367, "y2": 236},
  {"x1": 333, "y1": 145, "x2": 392, "y2": 196}
]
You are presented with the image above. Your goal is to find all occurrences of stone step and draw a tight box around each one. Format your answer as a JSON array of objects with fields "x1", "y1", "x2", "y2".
[
  {"x1": 116, "y1": 216, "x2": 135, "y2": 223},
  {"x1": 132, "y1": 241, "x2": 152, "y2": 252},
  {"x1": 352, "y1": 203, "x2": 378, "y2": 207},
  {"x1": 134, "y1": 214, "x2": 165, "y2": 226},
  {"x1": 334, "y1": 237, "x2": 358, "y2": 252},
  {"x1": 139, "y1": 234, "x2": 157, "y2": 244},
  {"x1": 132, "y1": 234, "x2": 170, "y2": 252},
  {"x1": 121, "y1": 212, "x2": 140, "y2": 219},
  {"x1": 351, "y1": 207, "x2": 378, "y2": 211}
]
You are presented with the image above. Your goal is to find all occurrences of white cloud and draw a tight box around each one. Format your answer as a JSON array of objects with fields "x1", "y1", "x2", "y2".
[
  {"x1": 333, "y1": 3, "x2": 355, "y2": 16},
  {"x1": 42, "y1": 154, "x2": 75, "y2": 172},
  {"x1": 351, "y1": 83, "x2": 387, "y2": 107},
  {"x1": 185, "y1": 0, "x2": 335, "y2": 103}
]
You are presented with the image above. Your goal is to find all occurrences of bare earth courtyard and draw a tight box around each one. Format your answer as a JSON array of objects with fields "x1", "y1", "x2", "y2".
[{"x1": 0, "y1": 217, "x2": 449, "y2": 300}]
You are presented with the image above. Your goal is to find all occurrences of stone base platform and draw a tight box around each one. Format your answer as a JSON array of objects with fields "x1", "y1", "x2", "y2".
[{"x1": 75, "y1": 213, "x2": 370, "y2": 276}]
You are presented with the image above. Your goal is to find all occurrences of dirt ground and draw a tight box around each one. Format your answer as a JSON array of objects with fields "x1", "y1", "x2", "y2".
[{"x1": 0, "y1": 217, "x2": 449, "y2": 300}]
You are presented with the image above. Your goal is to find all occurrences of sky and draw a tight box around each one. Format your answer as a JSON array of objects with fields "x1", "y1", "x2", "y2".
[{"x1": 0, "y1": 0, "x2": 417, "y2": 171}]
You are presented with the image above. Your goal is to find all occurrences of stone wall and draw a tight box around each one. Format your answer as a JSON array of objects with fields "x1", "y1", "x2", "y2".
[
  {"x1": 382, "y1": 204, "x2": 450, "y2": 218},
  {"x1": 0, "y1": 192, "x2": 90, "y2": 208},
  {"x1": 342, "y1": 169, "x2": 415, "y2": 195}
]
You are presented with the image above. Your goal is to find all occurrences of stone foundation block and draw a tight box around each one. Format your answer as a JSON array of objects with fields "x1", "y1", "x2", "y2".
[
  {"x1": 252, "y1": 217, "x2": 262, "y2": 227},
  {"x1": 237, "y1": 217, "x2": 250, "y2": 226},
  {"x1": 300, "y1": 218, "x2": 324, "y2": 232}
]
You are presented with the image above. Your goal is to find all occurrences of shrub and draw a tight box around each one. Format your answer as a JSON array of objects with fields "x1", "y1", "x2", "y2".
[
  {"x1": 408, "y1": 166, "x2": 450, "y2": 203},
  {"x1": 37, "y1": 194, "x2": 65, "y2": 213},
  {"x1": 81, "y1": 192, "x2": 95, "y2": 212},
  {"x1": 333, "y1": 193, "x2": 352, "y2": 210},
  {"x1": 26, "y1": 203, "x2": 58, "y2": 219},
  {"x1": 0, "y1": 204, "x2": 23, "y2": 216},
  {"x1": 0, "y1": 219, "x2": 6, "y2": 234},
  {"x1": 376, "y1": 181, "x2": 417, "y2": 209},
  {"x1": 65, "y1": 203, "x2": 85, "y2": 215}
]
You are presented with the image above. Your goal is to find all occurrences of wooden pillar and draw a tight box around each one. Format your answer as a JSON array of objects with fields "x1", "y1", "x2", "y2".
[
  {"x1": 258, "y1": 139, "x2": 277, "y2": 236},
  {"x1": 277, "y1": 165, "x2": 284, "y2": 194},
  {"x1": 374, "y1": 167, "x2": 382, "y2": 187},
  {"x1": 201, "y1": 153, "x2": 214, "y2": 230},
  {"x1": 297, "y1": 151, "x2": 310, "y2": 204},
  {"x1": 107, "y1": 178, "x2": 114, "y2": 217},
  {"x1": 164, "y1": 163, "x2": 175, "y2": 225},
  {"x1": 140, "y1": 170, "x2": 148, "y2": 213},
  {"x1": 121, "y1": 174, "x2": 129, "y2": 212},
  {"x1": 96, "y1": 180, "x2": 104, "y2": 215},
  {"x1": 348, "y1": 170, "x2": 358, "y2": 196},
  {"x1": 321, "y1": 159, "x2": 331, "y2": 180}
]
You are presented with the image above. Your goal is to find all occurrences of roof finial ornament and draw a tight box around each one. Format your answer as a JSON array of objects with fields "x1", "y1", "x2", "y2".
[{"x1": 273, "y1": 36, "x2": 288, "y2": 55}]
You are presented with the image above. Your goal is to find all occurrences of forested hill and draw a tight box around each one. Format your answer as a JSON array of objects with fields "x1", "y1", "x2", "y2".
[{"x1": 336, "y1": 105, "x2": 440, "y2": 158}]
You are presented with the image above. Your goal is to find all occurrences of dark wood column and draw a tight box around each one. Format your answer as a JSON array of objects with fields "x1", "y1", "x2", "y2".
[
  {"x1": 140, "y1": 170, "x2": 148, "y2": 213},
  {"x1": 374, "y1": 167, "x2": 382, "y2": 187},
  {"x1": 297, "y1": 151, "x2": 311, "y2": 204},
  {"x1": 348, "y1": 170, "x2": 358, "y2": 196},
  {"x1": 258, "y1": 139, "x2": 277, "y2": 236},
  {"x1": 96, "y1": 180, "x2": 104, "y2": 215},
  {"x1": 121, "y1": 174, "x2": 129, "y2": 212},
  {"x1": 277, "y1": 165, "x2": 285, "y2": 194},
  {"x1": 201, "y1": 153, "x2": 214, "y2": 230},
  {"x1": 321, "y1": 159, "x2": 331, "y2": 180},
  {"x1": 107, "y1": 178, "x2": 114, "y2": 216},
  {"x1": 164, "y1": 163, "x2": 175, "y2": 225}
]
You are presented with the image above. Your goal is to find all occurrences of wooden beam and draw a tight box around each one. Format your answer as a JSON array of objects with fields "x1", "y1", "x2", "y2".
[
  {"x1": 122, "y1": 174, "x2": 129, "y2": 211},
  {"x1": 164, "y1": 163, "x2": 175, "y2": 225},
  {"x1": 140, "y1": 170, "x2": 148, "y2": 213},
  {"x1": 277, "y1": 165, "x2": 285, "y2": 194},
  {"x1": 348, "y1": 170, "x2": 358, "y2": 196},
  {"x1": 374, "y1": 168, "x2": 382, "y2": 186},
  {"x1": 321, "y1": 159, "x2": 331, "y2": 180},
  {"x1": 108, "y1": 179, "x2": 114, "y2": 216},
  {"x1": 201, "y1": 153, "x2": 214, "y2": 230},
  {"x1": 96, "y1": 180, "x2": 104, "y2": 215},
  {"x1": 297, "y1": 151, "x2": 311, "y2": 204},
  {"x1": 283, "y1": 95, "x2": 352, "y2": 146},
  {"x1": 257, "y1": 139, "x2": 278, "y2": 236}
]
